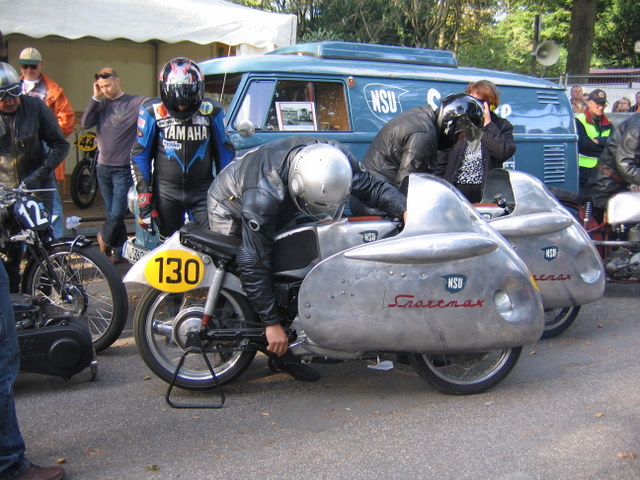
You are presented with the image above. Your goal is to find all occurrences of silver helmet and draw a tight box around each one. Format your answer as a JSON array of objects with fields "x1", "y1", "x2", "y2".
[
  {"x1": 288, "y1": 143, "x2": 353, "y2": 221},
  {"x1": 0, "y1": 62, "x2": 21, "y2": 100}
]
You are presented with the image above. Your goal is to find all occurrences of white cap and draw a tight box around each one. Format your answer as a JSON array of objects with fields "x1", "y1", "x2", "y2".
[{"x1": 19, "y1": 47, "x2": 42, "y2": 65}]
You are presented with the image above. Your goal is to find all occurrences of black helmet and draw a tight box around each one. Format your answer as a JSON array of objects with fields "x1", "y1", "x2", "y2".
[
  {"x1": 436, "y1": 93, "x2": 484, "y2": 149},
  {"x1": 0, "y1": 62, "x2": 21, "y2": 100},
  {"x1": 159, "y1": 57, "x2": 204, "y2": 120}
]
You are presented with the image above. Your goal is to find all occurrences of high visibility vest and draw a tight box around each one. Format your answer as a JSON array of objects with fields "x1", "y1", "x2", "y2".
[{"x1": 575, "y1": 113, "x2": 611, "y2": 168}]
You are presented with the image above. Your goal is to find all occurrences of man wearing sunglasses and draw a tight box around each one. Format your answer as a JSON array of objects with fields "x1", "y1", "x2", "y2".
[
  {"x1": 81, "y1": 68, "x2": 145, "y2": 263},
  {"x1": 19, "y1": 47, "x2": 75, "y2": 238},
  {"x1": 0, "y1": 62, "x2": 67, "y2": 480}
]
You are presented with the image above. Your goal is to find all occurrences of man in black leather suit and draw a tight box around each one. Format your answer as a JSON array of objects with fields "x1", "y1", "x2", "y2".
[{"x1": 207, "y1": 136, "x2": 406, "y2": 381}]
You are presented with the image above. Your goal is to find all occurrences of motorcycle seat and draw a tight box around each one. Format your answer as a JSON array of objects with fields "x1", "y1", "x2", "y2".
[{"x1": 179, "y1": 223, "x2": 241, "y2": 260}]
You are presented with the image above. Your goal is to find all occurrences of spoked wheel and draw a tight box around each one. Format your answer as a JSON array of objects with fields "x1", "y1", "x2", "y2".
[
  {"x1": 22, "y1": 245, "x2": 128, "y2": 352},
  {"x1": 541, "y1": 306, "x2": 581, "y2": 339},
  {"x1": 133, "y1": 287, "x2": 258, "y2": 391},
  {"x1": 70, "y1": 158, "x2": 98, "y2": 209},
  {"x1": 409, "y1": 347, "x2": 522, "y2": 395}
]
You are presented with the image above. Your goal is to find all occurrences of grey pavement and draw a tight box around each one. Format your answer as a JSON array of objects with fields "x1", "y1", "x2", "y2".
[{"x1": 11, "y1": 278, "x2": 640, "y2": 480}]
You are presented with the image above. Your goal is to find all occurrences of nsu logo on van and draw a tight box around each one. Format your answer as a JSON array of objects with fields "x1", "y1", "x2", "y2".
[{"x1": 364, "y1": 84, "x2": 409, "y2": 122}]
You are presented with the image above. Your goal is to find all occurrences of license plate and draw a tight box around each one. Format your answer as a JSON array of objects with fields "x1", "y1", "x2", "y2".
[{"x1": 122, "y1": 239, "x2": 149, "y2": 263}]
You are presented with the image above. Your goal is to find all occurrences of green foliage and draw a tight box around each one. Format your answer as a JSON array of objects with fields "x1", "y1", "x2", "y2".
[
  {"x1": 228, "y1": 0, "x2": 640, "y2": 72},
  {"x1": 592, "y1": 0, "x2": 640, "y2": 68}
]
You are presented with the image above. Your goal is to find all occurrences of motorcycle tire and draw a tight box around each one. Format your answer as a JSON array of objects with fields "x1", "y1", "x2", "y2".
[
  {"x1": 541, "y1": 306, "x2": 581, "y2": 339},
  {"x1": 409, "y1": 347, "x2": 522, "y2": 395},
  {"x1": 22, "y1": 245, "x2": 128, "y2": 352},
  {"x1": 70, "y1": 159, "x2": 98, "y2": 209},
  {"x1": 134, "y1": 287, "x2": 258, "y2": 391}
]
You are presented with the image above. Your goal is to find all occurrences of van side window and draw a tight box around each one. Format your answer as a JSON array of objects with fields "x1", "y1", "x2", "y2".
[
  {"x1": 256, "y1": 80, "x2": 350, "y2": 132},
  {"x1": 234, "y1": 80, "x2": 276, "y2": 130}
]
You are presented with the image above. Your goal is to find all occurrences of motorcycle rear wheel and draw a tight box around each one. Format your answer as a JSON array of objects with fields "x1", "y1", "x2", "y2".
[
  {"x1": 22, "y1": 245, "x2": 128, "y2": 352},
  {"x1": 70, "y1": 158, "x2": 98, "y2": 209},
  {"x1": 541, "y1": 306, "x2": 580, "y2": 339},
  {"x1": 134, "y1": 287, "x2": 257, "y2": 391},
  {"x1": 409, "y1": 347, "x2": 522, "y2": 395}
]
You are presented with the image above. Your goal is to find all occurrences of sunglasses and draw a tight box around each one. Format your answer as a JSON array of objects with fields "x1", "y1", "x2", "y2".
[
  {"x1": 0, "y1": 84, "x2": 21, "y2": 101},
  {"x1": 95, "y1": 73, "x2": 116, "y2": 80},
  {"x1": 20, "y1": 64, "x2": 39, "y2": 70}
]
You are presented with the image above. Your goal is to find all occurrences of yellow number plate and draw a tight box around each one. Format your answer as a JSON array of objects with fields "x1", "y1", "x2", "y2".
[
  {"x1": 76, "y1": 133, "x2": 97, "y2": 152},
  {"x1": 144, "y1": 250, "x2": 205, "y2": 293}
]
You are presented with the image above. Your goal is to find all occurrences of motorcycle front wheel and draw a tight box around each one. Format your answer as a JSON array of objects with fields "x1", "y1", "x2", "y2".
[
  {"x1": 22, "y1": 245, "x2": 128, "y2": 352},
  {"x1": 541, "y1": 306, "x2": 581, "y2": 339},
  {"x1": 409, "y1": 347, "x2": 522, "y2": 395},
  {"x1": 134, "y1": 287, "x2": 258, "y2": 391},
  {"x1": 70, "y1": 158, "x2": 98, "y2": 209}
]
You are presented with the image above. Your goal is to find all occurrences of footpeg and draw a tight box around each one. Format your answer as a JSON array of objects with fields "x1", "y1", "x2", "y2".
[{"x1": 165, "y1": 331, "x2": 225, "y2": 409}]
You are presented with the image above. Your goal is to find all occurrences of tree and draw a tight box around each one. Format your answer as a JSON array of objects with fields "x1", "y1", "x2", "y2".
[
  {"x1": 593, "y1": 0, "x2": 640, "y2": 68},
  {"x1": 229, "y1": 0, "x2": 637, "y2": 73},
  {"x1": 565, "y1": 0, "x2": 597, "y2": 74}
]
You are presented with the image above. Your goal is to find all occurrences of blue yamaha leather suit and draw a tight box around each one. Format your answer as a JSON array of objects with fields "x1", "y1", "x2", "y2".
[{"x1": 130, "y1": 97, "x2": 234, "y2": 237}]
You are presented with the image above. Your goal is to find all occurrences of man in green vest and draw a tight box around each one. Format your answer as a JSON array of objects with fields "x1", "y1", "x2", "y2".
[{"x1": 575, "y1": 89, "x2": 612, "y2": 197}]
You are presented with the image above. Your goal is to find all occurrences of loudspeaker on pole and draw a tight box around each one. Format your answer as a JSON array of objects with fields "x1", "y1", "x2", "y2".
[{"x1": 534, "y1": 40, "x2": 560, "y2": 66}]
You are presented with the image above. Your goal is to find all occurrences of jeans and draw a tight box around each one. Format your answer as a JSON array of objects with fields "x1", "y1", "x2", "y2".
[
  {"x1": 49, "y1": 176, "x2": 64, "y2": 238},
  {"x1": 97, "y1": 164, "x2": 133, "y2": 257},
  {"x1": 0, "y1": 263, "x2": 27, "y2": 476}
]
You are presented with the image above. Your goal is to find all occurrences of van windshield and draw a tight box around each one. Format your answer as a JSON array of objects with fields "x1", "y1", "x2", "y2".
[{"x1": 233, "y1": 79, "x2": 350, "y2": 132}]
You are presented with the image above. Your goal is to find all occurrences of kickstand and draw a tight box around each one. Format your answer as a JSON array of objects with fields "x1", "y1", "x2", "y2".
[{"x1": 165, "y1": 331, "x2": 225, "y2": 409}]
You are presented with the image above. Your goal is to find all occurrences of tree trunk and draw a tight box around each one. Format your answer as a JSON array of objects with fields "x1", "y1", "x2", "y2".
[{"x1": 565, "y1": 0, "x2": 597, "y2": 75}]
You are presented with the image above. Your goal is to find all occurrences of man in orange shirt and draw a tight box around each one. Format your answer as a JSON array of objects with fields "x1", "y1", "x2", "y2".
[{"x1": 19, "y1": 47, "x2": 74, "y2": 237}]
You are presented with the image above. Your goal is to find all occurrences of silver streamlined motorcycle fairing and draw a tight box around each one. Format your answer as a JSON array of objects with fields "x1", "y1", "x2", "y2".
[
  {"x1": 288, "y1": 174, "x2": 544, "y2": 355},
  {"x1": 479, "y1": 169, "x2": 605, "y2": 309}
]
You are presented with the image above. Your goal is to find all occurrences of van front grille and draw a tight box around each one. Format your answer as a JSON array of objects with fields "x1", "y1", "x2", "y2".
[
  {"x1": 537, "y1": 91, "x2": 562, "y2": 105},
  {"x1": 543, "y1": 144, "x2": 567, "y2": 183}
]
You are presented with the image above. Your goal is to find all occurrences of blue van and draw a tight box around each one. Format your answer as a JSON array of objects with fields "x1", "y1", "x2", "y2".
[
  {"x1": 202, "y1": 41, "x2": 578, "y2": 192},
  {"x1": 123, "y1": 41, "x2": 578, "y2": 262}
]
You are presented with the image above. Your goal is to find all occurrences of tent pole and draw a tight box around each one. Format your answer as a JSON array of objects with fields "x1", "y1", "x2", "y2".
[{"x1": 152, "y1": 40, "x2": 159, "y2": 97}]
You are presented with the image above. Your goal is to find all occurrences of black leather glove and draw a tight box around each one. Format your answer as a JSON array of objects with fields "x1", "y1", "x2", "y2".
[{"x1": 22, "y1": 166, "x2": 52, "y2": 190}]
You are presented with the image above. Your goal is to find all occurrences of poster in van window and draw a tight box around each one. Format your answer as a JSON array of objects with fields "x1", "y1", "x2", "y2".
[
  {"x1": 276, "y1": 102, "x2": 318, "y2": 131},
  {"x1": 364, "y1": 84, "x2": 409, "y2": 123}
]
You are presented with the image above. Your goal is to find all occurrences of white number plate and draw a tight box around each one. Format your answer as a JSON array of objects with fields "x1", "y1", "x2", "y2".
[{"x1": 123, "y1": 239, "x2": 149, "y2": 263}]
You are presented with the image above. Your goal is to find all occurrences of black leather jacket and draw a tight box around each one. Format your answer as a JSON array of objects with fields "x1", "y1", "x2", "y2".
[
  {"x1": 586, "y1": 113, "x2": 640, "y2": 208},
  {"x1": 207, "y1": 136, "x2": 407, "y2": 327},
  {"x1": 363, "y1": 106, "x2": 439, "y2": 187},
  {"x1": 0, "y1": 95, "x2": 69, "y2": 188}
]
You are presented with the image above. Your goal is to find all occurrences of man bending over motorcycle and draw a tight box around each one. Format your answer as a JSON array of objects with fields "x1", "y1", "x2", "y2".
[{"x1": 207, "y1": 136, "x2": 407, "y2": 381}]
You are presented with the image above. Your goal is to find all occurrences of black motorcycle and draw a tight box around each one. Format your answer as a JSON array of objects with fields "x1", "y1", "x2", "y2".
[
  {"x1": 0, "y1": 185, "x2": 128, "y2": 354},
  {"x1": 70, "y1": 131, "x2": 99, "y2": 209}
]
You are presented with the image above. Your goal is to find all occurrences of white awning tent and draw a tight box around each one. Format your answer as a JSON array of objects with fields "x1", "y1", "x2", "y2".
[
  {"x1": 1, "y1": 0, "x2": 297, "y2": 55},
  {"x1": 1, "y1": 0, "x2": 297, "y2": 175}
]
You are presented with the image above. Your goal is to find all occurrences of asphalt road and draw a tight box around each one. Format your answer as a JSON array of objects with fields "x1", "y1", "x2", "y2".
[{"x1": 13, "y1": 278, "x2": 640, "y2": 480}]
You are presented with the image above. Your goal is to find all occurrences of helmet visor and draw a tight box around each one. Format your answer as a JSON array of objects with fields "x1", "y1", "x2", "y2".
[
  {"x1": 0, "y1": 84, "x2": 21, "y2": 101},
  {"x1": 296, "y1": 198, "x2": 347, "y2": 222}
]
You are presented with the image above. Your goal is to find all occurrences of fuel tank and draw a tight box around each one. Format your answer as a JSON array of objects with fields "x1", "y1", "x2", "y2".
[{"x1": 606, "y1": 191, "x2": 640, "y2": 225}]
